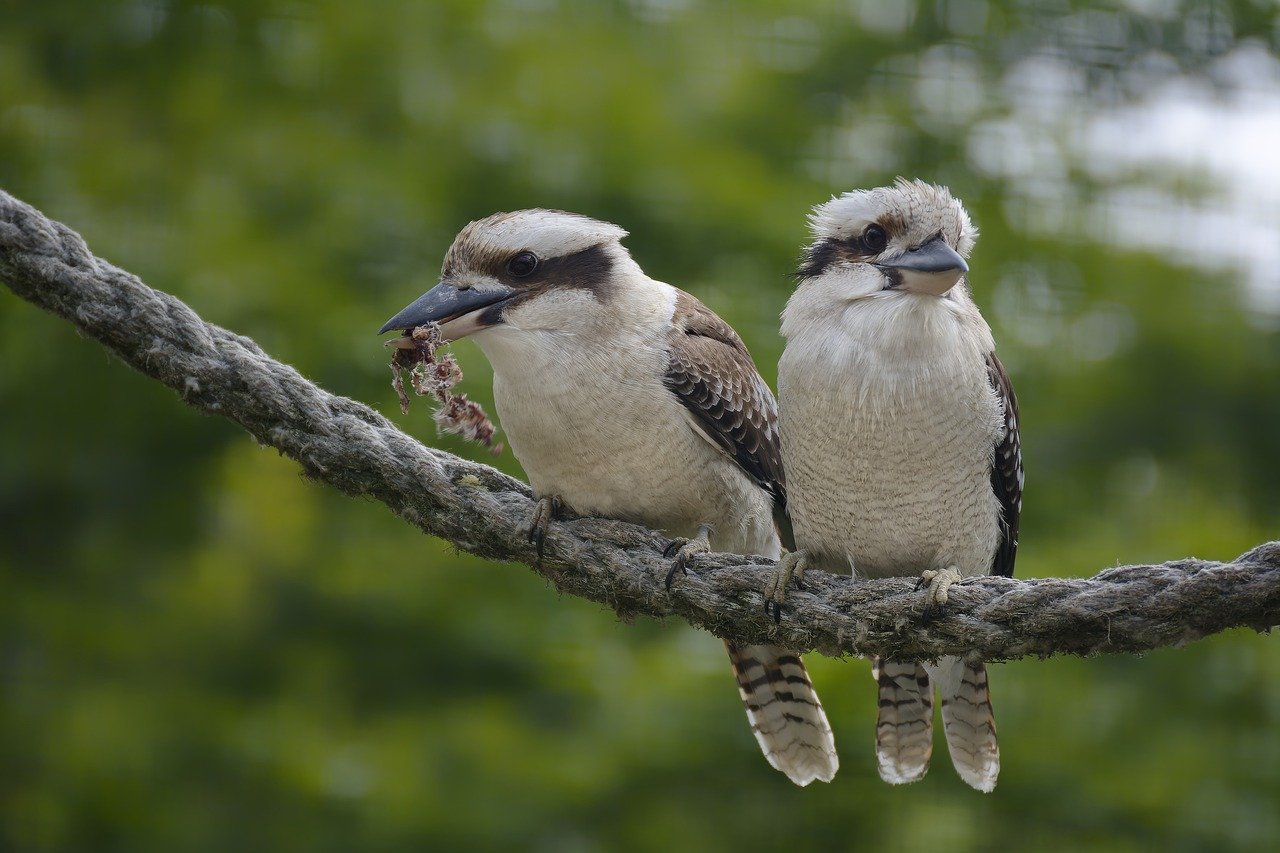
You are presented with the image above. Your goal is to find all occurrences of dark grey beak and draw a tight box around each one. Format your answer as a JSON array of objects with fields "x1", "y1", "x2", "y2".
[
  {"x1": 876, "y1": 235, "x2": 968, "y2": 275},
  {"x1": 874, "y1": 236, "x2": 968, "y2": 296},
  {"x1": 378, "y1": 280, "x2": 518, "y2": 336}
]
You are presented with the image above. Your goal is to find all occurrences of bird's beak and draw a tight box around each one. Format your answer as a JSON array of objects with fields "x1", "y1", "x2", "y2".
[
  {"x1": 874, "y1": 236, "x2": 969, "y2": 296},
  {"x1": 378, "y1": 280, "x2": 518, "y2": 343}
]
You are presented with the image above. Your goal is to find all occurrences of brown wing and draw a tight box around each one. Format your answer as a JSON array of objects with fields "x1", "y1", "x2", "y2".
[
  {"x1": 664, "y1": 290, "x2": 790, "y2": 542},
  {"x1": 986, "y1": 352, "x2": 1022, "y2": 578}
]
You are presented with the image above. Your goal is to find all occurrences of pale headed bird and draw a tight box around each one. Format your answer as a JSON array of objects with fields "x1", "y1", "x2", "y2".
[
  {"x1": 380, "y1": 209, "x2": 839, "y2": 786},
  {"x1": 773, "y1": 180, "x2": 1022, "y2": 792}
]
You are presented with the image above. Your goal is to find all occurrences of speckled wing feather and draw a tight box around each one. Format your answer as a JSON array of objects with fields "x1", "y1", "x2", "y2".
[
  {"x1": 986, "y1": 352, "x2": 1022, "y2": 578},
  {"x1": 665, "y1": 290, "x2": 835, "y2": 785},
  {"x1": 663, "y1": 290, "x2": 787, "y2": 524}
]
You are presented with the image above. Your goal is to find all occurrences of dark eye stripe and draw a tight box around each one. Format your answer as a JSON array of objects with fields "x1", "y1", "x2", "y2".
[
  {"x1": 794, "y1": 222, "x2": 891, "y2": 280},
  {"x1": 795, "y1": 238, "x2": 842, "y2": 280},
  {"x1": 487, "y1": 243, "x2": 618, "y2": 306}
]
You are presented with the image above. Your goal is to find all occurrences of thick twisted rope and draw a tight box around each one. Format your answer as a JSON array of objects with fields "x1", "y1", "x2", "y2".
[{"x1": 2, "y1": 188, "x2": 1276, "y2": 661}]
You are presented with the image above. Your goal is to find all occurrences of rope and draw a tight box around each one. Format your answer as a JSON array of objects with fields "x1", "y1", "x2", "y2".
[{"x1": 3, "y1": 188, "x2": 1276, "y2": 661}]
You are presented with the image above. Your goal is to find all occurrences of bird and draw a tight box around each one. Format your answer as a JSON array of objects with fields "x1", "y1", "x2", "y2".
[
  {"x1": 379, "y1": 209, "x2": 839, "y2": 786},
  {"x1": 771, "y1": 179, "x2": 1022, "y2": 792}
]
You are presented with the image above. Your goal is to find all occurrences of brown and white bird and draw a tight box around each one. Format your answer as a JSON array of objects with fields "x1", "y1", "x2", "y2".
[
  {"x1": 380, "y1": 209, "x2": 839, "y2": 785},
  {"x1": 773, "y1": 180, "x2": 1022, "y2": 792}
]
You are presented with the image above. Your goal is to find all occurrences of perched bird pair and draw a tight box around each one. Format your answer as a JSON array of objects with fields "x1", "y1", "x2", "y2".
[{"x1": 380, "y1": 180, "x2": 1022, "y2": 791}]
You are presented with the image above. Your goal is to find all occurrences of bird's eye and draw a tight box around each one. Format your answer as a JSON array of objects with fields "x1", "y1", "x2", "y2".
[
  {"x1": 862, "y1": 224, "x2": 888, "y2": 253},
  {"x1": 507, "y1": 251, "x2": 539, "y2": 278}
]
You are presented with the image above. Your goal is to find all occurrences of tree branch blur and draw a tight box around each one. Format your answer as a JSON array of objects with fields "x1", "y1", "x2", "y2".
[{"x1": 3, "y1": 189, "x2": 1277, "y2": 662}]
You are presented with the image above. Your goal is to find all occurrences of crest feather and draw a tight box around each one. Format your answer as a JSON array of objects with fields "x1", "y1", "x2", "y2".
[{"x1": 807, "y1": 179, "x2": 978, "y2": 257}]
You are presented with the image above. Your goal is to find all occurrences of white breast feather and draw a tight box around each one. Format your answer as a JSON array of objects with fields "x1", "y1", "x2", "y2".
[
  {"x1": 473, "y1": 277, "x2": 779, "y2": 559},
  {"x1": 779, "y1": 289, "x2": 1003, "y2": 579}
]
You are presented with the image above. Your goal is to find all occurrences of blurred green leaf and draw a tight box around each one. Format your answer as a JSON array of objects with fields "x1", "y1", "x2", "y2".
[{"x1": 3, "y1": 1, "x2": 1280, "y2": 850}]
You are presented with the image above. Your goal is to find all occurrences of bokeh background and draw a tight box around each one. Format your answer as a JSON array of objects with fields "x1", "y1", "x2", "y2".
[{"x1": 3, "y1": 1, "x2": 1280, "y2": 850}]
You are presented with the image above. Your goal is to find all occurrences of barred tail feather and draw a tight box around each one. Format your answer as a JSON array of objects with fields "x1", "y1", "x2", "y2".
[
  {"x1": 874, "y1": 658, "x2": 933, "y2": 785},
  {"x1": 930, "y1": 656, "x2": 1000, "y2": 792},
  {"x1": 726, "y1": 642, "x2": 838, "y2": 786}
]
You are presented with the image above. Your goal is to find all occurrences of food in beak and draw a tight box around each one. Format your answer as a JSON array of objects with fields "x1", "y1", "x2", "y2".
[{"x1": 386, "y1": 322, "x2": 502, "y2": 454}]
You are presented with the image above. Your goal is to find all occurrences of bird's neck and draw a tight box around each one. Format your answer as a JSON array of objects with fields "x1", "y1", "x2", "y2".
[{"x1": 781, "y1": 286, "x2": 994, "y2": 406}]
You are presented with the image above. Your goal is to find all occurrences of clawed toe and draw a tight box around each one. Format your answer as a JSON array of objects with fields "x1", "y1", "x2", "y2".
[
  {"x1": 920, "y1": 566, "x2": 963, "y2": 623},
  {"x1": 763, "y1": 550, "x2": 808, "y2": 624},
  {"x1": 663, "y1": 549, "x2": 691, "y2": 591},
  {"x1": 664, "y1": 524, "x2": 712, "y2": 591},
  {"x1": 527, "y1": 495, "x2": 563, "y2": 563}
]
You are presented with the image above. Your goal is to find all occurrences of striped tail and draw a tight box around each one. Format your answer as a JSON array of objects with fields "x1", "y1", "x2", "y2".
[
  {"x1": 929, "y1": 656, "x2": 1000, "y2": 792},
  {"x1": 874, "y1": 658, "x2": 933, "y2": 785},
  {"x1": 726, "y1": 642, "x2": 838, "y2": 785}
]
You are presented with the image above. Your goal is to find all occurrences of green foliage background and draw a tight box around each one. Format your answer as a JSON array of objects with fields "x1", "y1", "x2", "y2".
[{"x1": 2, "y1": 1, "x2": 1279, "y2": 850}]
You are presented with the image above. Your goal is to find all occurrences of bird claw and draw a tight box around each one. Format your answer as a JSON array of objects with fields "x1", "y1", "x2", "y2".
[
  {"x1": 527, "y1": 495, "x2": 563, "y2": 564},
  {"x1": 763, "y1": 550, "x2": 808, "y2": 624},
  {"x1": 919, "y1": 566, "x2": 963, "y2": 623},
  {"x1": 664, "y1": 524, "x2": 712, "y2": 591}
]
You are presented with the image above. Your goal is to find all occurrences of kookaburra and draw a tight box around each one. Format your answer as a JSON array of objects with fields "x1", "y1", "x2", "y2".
[
  {"x1": 773, "y1": 179, "x2": 1022, "y2": 792},
  {"x1": 379, "y1": 209, "x2": 839, "y2": 786}
]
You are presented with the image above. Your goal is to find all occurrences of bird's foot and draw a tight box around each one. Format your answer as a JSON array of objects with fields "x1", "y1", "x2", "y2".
[
  {"x1": 763, "y1": 550, "x2": 808, "y2": 624},
  {"x1": 527, "y1": 495, "x2": 563, "y2": 563},
  {"x1": 663, "y1": 524, "x2": 712, "y2": 591},
  {"x1": 918, "y1": 565, "x2": 963, "y2": 623}
]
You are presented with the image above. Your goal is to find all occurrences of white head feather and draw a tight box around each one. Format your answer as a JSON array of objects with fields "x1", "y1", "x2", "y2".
[
  {"x1": 783, "y1": 179, "x2": 993, "y2": 362},
  {"x1": 450, "y1": 209, "x2": 628, "y2": 264},
  {"x1": 808, "y1": 178, "x2": 978, "y2": 258}
]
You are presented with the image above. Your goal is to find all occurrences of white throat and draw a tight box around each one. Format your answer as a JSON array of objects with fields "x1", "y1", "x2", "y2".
[{"x1": 781, "y1": 279, "x2": 994, "y2": 409}]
